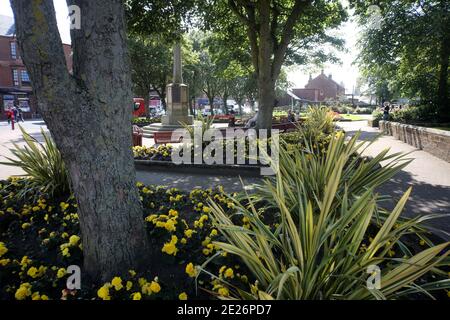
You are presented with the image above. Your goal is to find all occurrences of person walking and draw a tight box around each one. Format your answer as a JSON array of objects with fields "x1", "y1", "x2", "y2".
[
  {"x1": 383, "y1": 102, "x2": 390, "y2": 121},
  {"x1": 17, "y1": 106, "x2": 25, "y2": 122},
  {"x1": 6, "y1": 109, "x2": 12, "y2": 125},
  {"x1": 12, "y1": 105, "x2": 18, "y2": 123}
]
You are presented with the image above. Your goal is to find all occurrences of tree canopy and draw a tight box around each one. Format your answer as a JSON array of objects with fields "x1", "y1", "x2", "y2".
[{"x1": 352, "y1": 0, "x2": 450, "y2": 119}]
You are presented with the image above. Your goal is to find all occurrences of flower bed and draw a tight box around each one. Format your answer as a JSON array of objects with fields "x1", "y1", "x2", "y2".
[
  {"x1": 0, "y1": 178, "x2": 257, "y2": 300},
  {"x1": 132, "y1": 117, "x2": 162, "y2": 127}
]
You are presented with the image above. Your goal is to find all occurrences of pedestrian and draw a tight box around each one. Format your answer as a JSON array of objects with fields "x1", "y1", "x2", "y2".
[
  {"x1": 17, "y1": 107, "x2": 25, "y2": 122},
  {"x1": 12, "y1": 105, "x2": 18, "y2": 123},
  {"x1": 6, "y1": 109, "x2": 12, "y2": 125},
  {"x1": 383, "y1": 102, "x2": 390, "y2": 121}
]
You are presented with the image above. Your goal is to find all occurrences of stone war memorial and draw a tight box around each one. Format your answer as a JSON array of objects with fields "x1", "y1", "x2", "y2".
[
  {"x1": 147, "y1": 42, "x2": 193, "y2": 134},
  {"x1": 0, "y1": 0, "x2": 449, "y2": 310}
]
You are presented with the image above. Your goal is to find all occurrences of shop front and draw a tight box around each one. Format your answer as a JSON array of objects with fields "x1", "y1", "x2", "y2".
[{"x1": 0, "y1": 89, "x2": 36, "y2": 120}]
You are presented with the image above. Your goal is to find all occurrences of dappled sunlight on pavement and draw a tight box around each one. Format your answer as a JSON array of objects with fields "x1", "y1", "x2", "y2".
[{"x1": 338, "y1": 120, "x2": 450, "y2": 240}]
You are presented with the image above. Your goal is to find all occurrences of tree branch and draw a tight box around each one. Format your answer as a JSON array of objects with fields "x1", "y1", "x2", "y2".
[{"x1": 272, "y1": 0, "x2": 311, "y2": 79}]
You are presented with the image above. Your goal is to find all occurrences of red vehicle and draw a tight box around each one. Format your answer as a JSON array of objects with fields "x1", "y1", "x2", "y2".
[{"x1": 132, "y1": 98, "x2": 147, "y2": 118}]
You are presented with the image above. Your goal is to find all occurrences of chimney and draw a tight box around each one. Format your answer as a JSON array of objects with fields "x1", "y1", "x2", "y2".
[
  {"x1": 321, "y1": 69, "x2": 324, "y2": 75},
  {"x1": 329, "y1": 74, "x2": 332, "y2": 79}
]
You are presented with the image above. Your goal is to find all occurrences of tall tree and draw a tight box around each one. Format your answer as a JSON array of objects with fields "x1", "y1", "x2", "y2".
[
  {"x1": 11, "y1": 0, "x2": 149, "y2": 281},
  {"x1": 206, "y1": 0, "x2": 347, "y2": 128},
  {"x1": 127, "y1": 0, "x2": 347, "y2": 128},
  {"x1": 352, "y1": 0, "x2": 450, "y2": 119},
  {"x1": 129, "y1": 35, "x2": 172, "y2": 110}
]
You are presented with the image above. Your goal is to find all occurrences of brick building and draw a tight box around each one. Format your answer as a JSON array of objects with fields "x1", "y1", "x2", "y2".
[
  {"x1": 0, "y1": 15, "x2": 72, "y2": 120},
  {"x1": 292, "y1": 70, "x2": 346, "y2": 103}
]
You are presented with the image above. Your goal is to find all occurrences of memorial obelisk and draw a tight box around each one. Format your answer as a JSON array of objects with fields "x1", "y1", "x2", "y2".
[{"x1": 161, "y1": 41, "x2": 193, "y2": 127}]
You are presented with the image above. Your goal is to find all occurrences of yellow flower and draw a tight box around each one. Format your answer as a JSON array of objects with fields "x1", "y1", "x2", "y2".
[
  {"x1": 419, "y1": 239, "x2": 426, "y2": 246},
  {"x1": 145, "y1": 214, "x2": 157, "y2": 223},
  {"x1": 210, "y1": 229, "x2": 218, "y2": 237},
  {"x1": 15, "y1": 283, "x2": 32, "y2": 300},
  {"x1": 180, "y1": 238, "x2": 187, "y2": 244},
  {"x1": 21, "y1": 222, "x2": 31, "y2": 229},
  {"x1": 0, "y1": 259, "x2": 10, "y2": 266},
  {"x1": 169, "y1": 209, "x2": 178, "y2": 217},
  {"x1": 56, "y1": 268, "x2": 66, "y2": 279},
  {"x1": 27, "y1": 267, "x2": 38, "y2": 278},
  {"x1": 97, "y1": 284, "x2": 111, "y2": 300},
  {"x1": 111, "y1": 277, "x2": 123, "y2": 291},
  {"x1": 202, "y1": 248, "x2": 210, "y2": 256},
  {"x1": 162, "y1": 236, "x2": 178, "y2": 256},
  {"x1": 150, "y1": 281, "x2": 161, "y2": 293},
  {"x1": 60, "y1": 202, "x2": 69, "y2": 211},
  {"x1": 184, "y1": 229, "x2": 194, "y2": 238},
  {"x1": 224, "y1": 268, "x2": 234, "y2": 279},
  {"x1": 126, "y1": 281, "x2": 133, "y2": 291},
  {"x1": 202, "y1": 237, "x2": 211, "y2": 247},
  {"x1": 218, "y1": 287, "x2": 229, "y2": 297},
  {"x1": 164, "y1": 219, "x2": 177, "y2": 232},
  {"x1": 129, "y1": 270, "x2": 137, "y2": 277},
  {"x1": 179, "y1": 292, "x2": 188, "y2": 300},
  {"x1": 69, "y1": 235, "x2": 80, "y2": 246},
  {"x1": 0, "y1": 242, "x2": 8, "y2": 258},
  {"x1": 132, "y1": 292, "x2": 142, "y2": 300},
  {"x1": 185, "y1": 263, "x2": 197, "y2": 278},
  {"x1": 202, "y1": 206, "x2": 211, "y2": 213},
  {"x1": 162, "y1": 242, "x2": 177, "y2": 256}
]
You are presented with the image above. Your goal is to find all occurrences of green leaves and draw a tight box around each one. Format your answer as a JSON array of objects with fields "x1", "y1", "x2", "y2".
[
  {"x1": 207, "y1": 118, "x2": 449, "y2": 299},
  {"x1": 0, "y1": 126, "x2": 70, "y2": 198}
]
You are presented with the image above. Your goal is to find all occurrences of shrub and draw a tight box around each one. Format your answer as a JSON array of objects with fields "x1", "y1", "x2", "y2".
[
  {"x1": 206, "y1": 132, "x2": 449, "y2": 299},
  {"x1": 303, "y1": 106, "x2": 335, "y2": 137},
  {"x1": 0, "y1": 127, "x2": 70, "y2": 198},
  {"x1": 390, "y1": 105, "x2": 437, "y2": 124},
  {"x1": 355, "y1": 107, "x2": 373, "y2": 114}
]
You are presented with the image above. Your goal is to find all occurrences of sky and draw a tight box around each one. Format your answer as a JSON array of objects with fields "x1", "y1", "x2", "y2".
[
  {"x1": 0, "y1": 0, "x2": 361, "y2": 94},
  {"x1": 287, "y1": 1, "x2": 361, "y2": 94}
]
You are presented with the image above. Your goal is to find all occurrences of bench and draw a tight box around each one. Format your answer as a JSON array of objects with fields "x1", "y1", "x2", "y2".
[{"x1": 153, "y1": 131, "x2": 184, "y2": 145}]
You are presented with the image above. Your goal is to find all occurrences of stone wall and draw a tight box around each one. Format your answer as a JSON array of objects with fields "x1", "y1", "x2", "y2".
[{"x1": 380, "y1": 121, "x2": 450, "y2": 162}]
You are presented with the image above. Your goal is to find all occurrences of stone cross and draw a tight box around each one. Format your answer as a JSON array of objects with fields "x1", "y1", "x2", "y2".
[{"x1": 173, "y1": 41, "x2": 183, "y2": 84}]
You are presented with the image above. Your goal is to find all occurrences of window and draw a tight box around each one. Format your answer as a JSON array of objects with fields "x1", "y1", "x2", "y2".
[
  {"x1": 20, "y1": 70, "x2": 31, "y2": 86},
  {"x1": 10, "y1": 42, "x2": 17, "y2": 59},
  {"x1": 12, "y1": 69, "x2": 19, "y2": 86}
]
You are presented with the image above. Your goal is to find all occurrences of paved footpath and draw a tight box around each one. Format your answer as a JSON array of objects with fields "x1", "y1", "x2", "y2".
[
  {"x1": 338, "y1": 121, "x2": 450, "y2": 240},
  {"x1": 0, "y1": 120, "x2": 50, "y2": 178}
]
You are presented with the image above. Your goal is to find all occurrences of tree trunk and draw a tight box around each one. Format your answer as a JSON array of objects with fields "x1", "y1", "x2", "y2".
[
  {"x1": 257, "y1": 77, "x2": 276, "y2": 129},
  {"x1": 11, "y1": 0, "x2": 150, "y2": 282},
  {"x1": 208, "y1": 95, "x2": 215, "y2": 116},
  {"x1": 222, "y1": 93, "x2": 229, "y2": 114},
  {"x1": 255, "y1": 0, "x2": 275, "y2": 129}
]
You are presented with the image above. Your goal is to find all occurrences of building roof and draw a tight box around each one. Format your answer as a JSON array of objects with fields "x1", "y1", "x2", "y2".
[
  {"x1": 0, "y1": 15, "x2": 15, "y2": 37},
  {"x1": 308, "y1": 72, "x2": 345, "y2": 91}
]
